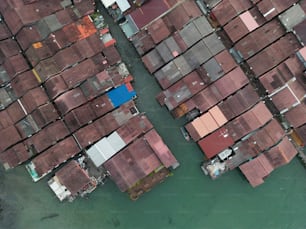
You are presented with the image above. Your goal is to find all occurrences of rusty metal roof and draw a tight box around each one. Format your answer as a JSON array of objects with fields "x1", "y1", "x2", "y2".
[
  {"x1": 30, "y1": 136, "x2": 81, "y2": 179},
  {"x1": 11, "y1": 70, "x2": 40, "y2": 97},
  {"x1": 0, "y1": 142, "x2": 30, "y2": 170},
  {"x1": 55, "y1": 160, "x2": 92, "y2": 196},
  {"x1": 21, "y1": 87, "x2": 49, "y2": 113},
  {"x1": 247, "y1": 33, "x2": 301, "y2": 76},
  {"x1": 285, "y1": 104, "x2": 306, "y2": 128},
  {"x1": 25, "y1": 120, "x2": 70, "y2": 154},
  {"x1": 3, "y1": 54, "x2": 29, "y2": 79},
  {"x1": 64, "y1": 103, "x2": 96, "y2": 133},
  {"x1": 104, "y1": 135, "x2": 162, "y2": 192},
  {"x1": 131, "y1": 30, "x2": 155, "y2": 56},
  {"x1": 211, "y1": 0, "x2": 252, "y2": 26},
  {"x1": 55, "y1": 88, "x2": 87, "y2": 115},
  {"x1": 147, "y1": 18, "x2": 171, "y2": 44},
  {"x1": 0, "y1": 125, "x2": 22, "y2": 152},
  {"x1": 31, "y1": 102, "x2": 59, "y2": 129}
]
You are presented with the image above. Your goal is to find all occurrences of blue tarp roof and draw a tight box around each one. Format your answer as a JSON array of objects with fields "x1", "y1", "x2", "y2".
[{"x1": 107, "y1": 84, "x2": 136, "y2": 108}]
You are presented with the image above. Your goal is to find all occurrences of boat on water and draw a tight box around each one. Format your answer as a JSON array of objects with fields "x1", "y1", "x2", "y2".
[{"x1": 180, "y1": 127, "x2": 190, "y2": 141}]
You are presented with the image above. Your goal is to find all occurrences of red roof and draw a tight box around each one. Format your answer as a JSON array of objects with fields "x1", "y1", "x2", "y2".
[
  {"x1": 198, "y1": 127, "x2": 234, "y2": 159},
  {"x1": 21, "y1": 87, "x2": 49, "y2": 113},
  {"x1": 11, "y1": 70, "x2": 40, "y2": 97},
  {"x1": 285, "y1": 104, "x2": 306, "y2": 128},
  {"x1": 147, "y1": 18, "x2": 171, "y2": 44},
  {"x1": 0, "y1": 125, "x2": 22, "y2": 152},
  {"x1": 0, "y1": 143, "x2": 30, "y2": 169}
]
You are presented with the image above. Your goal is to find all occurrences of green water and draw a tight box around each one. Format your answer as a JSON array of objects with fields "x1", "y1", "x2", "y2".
[{"x1": 2, "y1": 4, "x2": 306, "y2": 229}]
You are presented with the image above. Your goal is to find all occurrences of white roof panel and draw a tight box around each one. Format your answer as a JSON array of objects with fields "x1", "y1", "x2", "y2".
[
  {"x1": 101, "y1": 0, "x2": 116, "y2": 8},
  {"x1": 117, "y1": 0, "x2": 131, "y2": 12},
  {"x1": 107, "y1": 131, "x2": 126, "y2": 152}
]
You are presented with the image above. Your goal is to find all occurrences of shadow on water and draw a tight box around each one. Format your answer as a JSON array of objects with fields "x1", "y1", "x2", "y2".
[{"x1": 40, "y1": 213, "x2": 59, "y2": 221}]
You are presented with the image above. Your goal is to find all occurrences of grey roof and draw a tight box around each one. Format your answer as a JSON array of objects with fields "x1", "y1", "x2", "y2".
[
  {"x1": 278, "y1": 4, "x2": 306, "y2": 31},
  {"x1": 203, "y1": 57, "x2": 224, "y2": 81},
  {"x1": 203, "y1": 33, "x2": 225, "y2": 56},
  {"x1": 156, "y1": 42, "x2": 173, "y2": 63},
  {"x1": 173, "y1": 55, "x2": 193, "y2": 76},
  {"x1": 193, "y1": 16, "x2": 214, "y2": 37},
  {"x1": 179, "y1": 22, "x2": 202, "y2": 48},
  {"x1": 184, "y1": 40, "x2": 211, "y2": 68},
  {"x1": 0, "y1": 66, "x2": 9, "y2": 86}
]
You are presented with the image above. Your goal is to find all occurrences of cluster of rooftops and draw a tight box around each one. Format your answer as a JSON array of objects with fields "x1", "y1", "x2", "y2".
[
  {"x1": 0, "y1": 0, "x2": 305, "y2": 201},
  {"x1": 0, "y1": 0, "x2": 179, "y2": 202},
  {"x1": 103, "y1": 0, "x2": 305, "y2": 187}
]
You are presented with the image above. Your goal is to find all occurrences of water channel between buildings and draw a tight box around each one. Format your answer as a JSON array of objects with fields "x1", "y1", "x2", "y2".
[{"x1": 1, "y1": 4, "x2": 306, "y2": 229}]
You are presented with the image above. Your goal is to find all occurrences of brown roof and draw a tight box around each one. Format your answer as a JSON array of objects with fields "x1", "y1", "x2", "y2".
[
  {"x1": 293, "y1": 19, "x2": 306, "y2": 45},
  {"x1": 144, "y1": 129, "x2": 178, "y2": 168},
  {"x1": 61, "y1": 58, "x2": 100, "y2": 88},
  {"x1": 214, "y1": 49, "x2": 237, "y2": 74},
  {"x1": 211, "y1": 0, "x2": 252, "y2": 26},
  {"x1": 31, "y1": 136, "x2": 80, "y2": 178},
  {"x1": 64, "y1": 103, "x2": 97, "y2": 133},
  {"x1": 93, "y1": 100, "x2": 139, "y2": 136},
  {"x1": 256, "y1": 0, "x2": 299, "y2": 21},
  {"x1": 224, "y1": 8, "x2": 264, "y2": 43},
  {"x1": 90, "y1": 94, "x2": 114, "y2": 118},
  {"x1": 239, "y1": 154, "x2": 273, "y2": 187},
  {"x1": 104, "y1": 136, "x2": 162, "y2": 192},
  {"x1": 259, "y1": 56, "x2": 304, "y2": 93},
  {"x1": 285, "y1": 104, "x2": 306, "y2": 128},
  {"x1": 0, "y1": 109, "x2": 13, "y2": 129},
  {"x1": 31, "y1": 103, "x2": 59, "y2": 129},
  {"x1": 247, "y1": 33, "x2": 301, "y2": 76},
  {"x1": 165, "y1": 0, "x2": 202, "y2": 31},
  {"x1": 0, "y1": 125, "x2": 22, "y2": 152},
  {"x1": 3, "y1": 54, "x2": 29, "y2": 79},
  {"x1": 219, "y1": 84, "x2": 260, "y2": 120},
  {"x1": 0, "y1": 22, "x2": 12, "y2": 41},
  {"x1": 157, "y1": 71, "x2": 206, "y2": 110},
  {"x1": 55, "y1": 88, "x2": 87, "y2": 115},
  {"x1": 0, "y1": 143, "x2": 30, "y2": 169},
  {"x1": 0, "y1": 39, "x2": 21, "y2": 61},
  {"x1": 21, "y1": 87, "x2": 49, "y2": 113},
  {"x1": 25, "y1": 120, "x2": 70, "y2": 154},
  {"x1": 296, "y1": 124, "x2": 306, "y2": 145},
  {"x1": 142, "y1": 49, "x2": 164, "y2": 74},
  {"x1": 116, "y1": 114, "x2": 153, "y2": 144},
  {"x1": 265, "y1": 136, "x2": 297, "y2": 169},
  {"x1": 55, "y1": 160, "x2": 92, "y2": 196},
  {"x1": 11, "y1": 70, "x2": 40, "y2": 97},
  {"x1": 102, "y1": 45, "x2": 121, "y2": 66},
  {"x1": 234, "y1": 19, "x2": 286, "y2": 60},
  {"x1": 74, "y1": 122, "x2": 103, "y2": 149},
  {"x1": 131, "y1": 30, "x2": 155, "y2": 56},
  {"x1": 6, "y1": 101, "x2": 26, "y2": 124},
  {"x1": 44, "y1": 74, "x2": 68, "y2": 99},
  {"x1": 147, "y1": 18, "x2": 171, "y2": 44}
]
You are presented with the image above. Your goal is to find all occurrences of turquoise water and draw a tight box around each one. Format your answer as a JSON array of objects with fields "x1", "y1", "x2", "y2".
[{"x1": 1, "y1": 4, "x2": 306, "y2": 229}]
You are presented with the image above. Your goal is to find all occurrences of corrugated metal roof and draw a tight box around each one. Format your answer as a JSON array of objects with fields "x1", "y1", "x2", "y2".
[
  {"x1": 285, "y1": 104, "x2": 306, "y2": 128},
  {"x1": 278, "y1": 3, "x2": 306, "y2": 31}
]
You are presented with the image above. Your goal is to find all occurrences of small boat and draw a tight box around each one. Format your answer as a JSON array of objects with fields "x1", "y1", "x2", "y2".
[{"x1": 180, "y1": 127, "x2": 190, "y2": 141}]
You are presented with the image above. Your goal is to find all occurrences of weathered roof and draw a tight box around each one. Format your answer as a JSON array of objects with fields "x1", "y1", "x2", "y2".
[
  {"x1": 0, "y1": 125, "x2": 22, "y2": 152},
  {"x1": 130, "y1": 30, "x2": 155, "y2": 56},
  {"x1": 44, "y1": 74, "x2": 68, "y2": 99},
  {"x1": 144, "y1": 129, "x2": 178, "y2": 168},
  {"x1": 211, "y1": 0, "x2": 252, "y2": 26},
  {"x1": 285, "y1": 104, "x2": 306, "y2": 128},
  {"x1": 247, "y1": 33, "x2": 301, "y2": 76},
  {"x1": 25, "y1": 120, "x2": 70, "y2": 154},
  {"x1": 239, "y1": 153, "x2": 273, "y2": 187},
  {"x1": 256, "y1": 0, "x2": 299, "y2": 21},
  {"x1": 11, "y1": 70, "x2": 40, "y2": 97},
  {"x1": 158, "y1": 71, "x2": 206, "y2": 110},
  {"x1": 20, "y1": 87, "x2": 49, "y2": 113},
  {"x1": 55, "y1": 160, "x2": 92, "y2": 196},
  {"x1": 64, "y1": 103, "x2": 97, "y2": 133},
  {"x1": 234, "y1": 19, "x2": 286, "y2": 60},
  {"x1": 147, "y1": 18, "x2": 171, "y2": 44},
  {"x1": 3, "y1": 54, "x2": 29, "y2": 79},
  {"x1": 6, "y1": 101, "x2": 26, "y2": 124},
  {"x1": 265, "y1": 136, "x2": 297, "y2": 169},
  {"x1": 28, "y1": 136, "x2": 80, "y2": 181},
  {"x1": 0, "y1": 143, "x2": 30, "y2": 170},
  {"x1": 293, "y1": 19, "x2": 306, "y2": 45},
  {"x1": 104, "y1": 136, "x2": 162, "y2": 192},
  {"x1": 224, "y1": 9, "x2": 264, "y2": 43},
  {"x1": 55, "y1": 88, "x2": 87, "y2": 115},
  {"x1": 31, "y1": 102, "x2": 59, "y2": 129}
]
